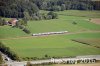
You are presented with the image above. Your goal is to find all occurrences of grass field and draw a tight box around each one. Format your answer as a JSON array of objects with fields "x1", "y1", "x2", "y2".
[
  {"x1": 0, "y1": 10, "x2": 100, "y2": 59},
  {"x1": 0, "y1": 26, "x2": 28, "y2": 39},
  {"x1": 27, "y1": 16, "x2": 100, "y2": 34},
  {"x1": 56, "y1": 10, "x2": 100, "y2": 18},
  {"x1": 0, "y1": 10, "x2": 100, "y2": 38},
  {"x1": 1, "y1": 33, "x2": 100, "y2": 58}
]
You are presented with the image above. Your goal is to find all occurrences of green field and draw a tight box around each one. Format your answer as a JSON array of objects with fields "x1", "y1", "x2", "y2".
[
  {"x1": 0, "y1": 26, "x2": 28, "y2": 39},
  {"x1": 27, "y1": 10, "x2": 100, "y2": 33},
  {"x1": 72, "y1": 39, "x2": 100, "y2": 48},
  {"x1": 0, "y1": 10, "x2": 100, "y2": 59},
  {"x1": 1, "y1": 33, "x2": 100, "y2": 58}
]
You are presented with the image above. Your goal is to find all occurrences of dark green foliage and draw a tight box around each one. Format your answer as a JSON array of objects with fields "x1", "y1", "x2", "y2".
[
  {"x1": 46, "y1": 15, "x2": 52, "y2": 20},
  {"x1": 0, "y1": 53, "x2": 3, "y2": 64},
  {"x1": 72, "y1": 21, "x2": 77, "y2": 25},
  {"x1": 0, "y1": 0, "x2": 39, "y2": 18},
  {"x1": 0, "y1": 18, "x2": 6, "y2": 26},
  {"x1": 19, "y1": 25, "x2": 25, "y2": 29},
  {"x1": 15, "y1": 19, "x2": 31, "y2": 34},
  {"x1": 23, "y1": 28, "x2": 31, "y2": 34},
  {"x1": 0, "y1": 0, "x2": 99, "y2": 18},
  {"x1": 0, "y1": 42, "x2": 20, "y2": 60},
  {"x1": 45, "y1": 54, "x2": 48, "y2": 58},
  {"x1": 48, "y1": 11, "x2": 58, "y2": 19}
]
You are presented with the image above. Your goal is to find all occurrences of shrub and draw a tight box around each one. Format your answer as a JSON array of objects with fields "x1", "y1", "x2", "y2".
[
  {"x1": 48, "y1": 11, "x2": 58, "y2": 19},
  {"x1": 19, "y1": 25, "x2": 25, "y2": 29},
  {"x1": 0, "y1": 54, "x2": 3, "y2": 64},
  {"x1": 31, "y1": 15, "x2": 39, "y2": 20},
  {"x1": 23, "y1": 28, "x2": 31, "y2": 34},
  {"x1": 46, "y1": 15, "x2": 52, "y2": 20},
  {"x1": 72, "y1": 21, "x2": 77, "y2": 25}
]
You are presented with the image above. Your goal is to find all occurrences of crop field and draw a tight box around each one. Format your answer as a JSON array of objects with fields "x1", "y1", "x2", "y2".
[
  {"x1": 72, "y1": 39, "x2": 100, "y2": 48},
  {"x1": 0, "y1": 10, "x2": 100, "y2": 59}
]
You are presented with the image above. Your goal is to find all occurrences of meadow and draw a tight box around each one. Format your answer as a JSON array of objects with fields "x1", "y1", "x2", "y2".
[
  {"x1": 0, "y1": 26, "x2": 28, "y2": 39},
  {"x1": 0, "y1": 10, "x2": 100, "y2": 59},
  {"x1": 2, "y1": 33, "x2": 100, "y2": 58}
]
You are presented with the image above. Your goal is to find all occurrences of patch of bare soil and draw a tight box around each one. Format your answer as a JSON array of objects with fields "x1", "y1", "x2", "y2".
[{"x1": 90, "y1": 18, "x2": 100, "y2": 25}]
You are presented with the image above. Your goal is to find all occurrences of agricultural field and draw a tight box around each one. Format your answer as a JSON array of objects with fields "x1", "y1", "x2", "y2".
[
  {"x1": 0, "y1": 10, "x2": 100, "y2": 59},
  {"x1": 72, "y1": 39, "x2": 100, "y2": 48},
  {"x1": 1, "y1": 33, "x2": 100, "y2": 58},
  {"x1": 0, "y1": 26, "x2": 28, "y2": 39}
]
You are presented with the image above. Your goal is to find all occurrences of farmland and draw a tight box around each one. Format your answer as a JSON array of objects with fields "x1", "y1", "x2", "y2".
[
  {"x1": 0, "y1": 26, "x2": 28, "y2": 39},
  {"x1": 1, "y1": 32, "x2": 100, "y2": 58},
  {"x1": 0, "y1": 10, "x2": 100, "y2": 59}
]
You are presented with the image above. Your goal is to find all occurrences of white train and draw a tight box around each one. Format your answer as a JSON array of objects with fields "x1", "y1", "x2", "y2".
[{"x1": 32, "y1": 31, "x2": 68, "y2": 36}]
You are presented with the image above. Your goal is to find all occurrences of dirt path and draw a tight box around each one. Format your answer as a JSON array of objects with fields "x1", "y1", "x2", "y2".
[
  {"x1": 90, "y1": 18, "x2": 100, "y2": 25},
  {"x1": 0, "y1": 30, "x2": 100, "y2": 40},
  {"x1": 54, "y1": 63, "x2": 100, "y2": 66}
]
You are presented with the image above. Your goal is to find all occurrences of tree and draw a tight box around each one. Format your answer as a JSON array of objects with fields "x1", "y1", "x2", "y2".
[
  {"x1": 0, "y1": 54, "x2": 3, "y2": 64},
  {"x1": 0, "y1": 18, "x2": 3, "y2": 26},
  {"x1": 0, "y1": 18, "x2": 6, "y2": 26},
  {"x1": 23, "y1": 28, "x2": 31, "y2": 34},
  {"x1": 24, "y1": 11, "x2": 31, "y2": 21},
  {"x1": 18, "y1": 19, "x2": 27, "y2": 26},
  {"x1": 61, "y1": 4, "x2": 66, "y2": 11},
  {"x1": 48, "y1": 11, "x2": 58, "y2": 19},
  {"x1": 0, "y1": 42, "x2": 20, "y2": 61}
]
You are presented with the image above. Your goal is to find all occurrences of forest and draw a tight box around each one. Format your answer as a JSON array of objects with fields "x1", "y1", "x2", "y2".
[{"x1": 0, "y1": 0, "x2": 100, "y2": 18}]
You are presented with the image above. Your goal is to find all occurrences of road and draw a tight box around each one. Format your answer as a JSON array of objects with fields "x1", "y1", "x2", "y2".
[{"x1": 0, "y1": 55, "x2": 100, "y2": 66}]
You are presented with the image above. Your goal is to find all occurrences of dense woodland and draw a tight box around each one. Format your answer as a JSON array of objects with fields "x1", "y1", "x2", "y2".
[{"x1": 0, "y1": 0, "x2": 100, "y2": 18}]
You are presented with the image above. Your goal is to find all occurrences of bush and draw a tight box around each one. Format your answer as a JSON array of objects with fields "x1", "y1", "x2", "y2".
[
  {"x1": 46, "y1": 15, "x2": 52, "y2": 20},
  {"x1": 23, "y1": 28, "x2": 31, "y2": 34},
  {"x1": 0, "y1": 54, "x2": 3, "y2": 64},
  {"x1": 72, "y1": 21, "x2": 77, "y2": 25},
  {"x1": 48, "y1": 11, "x2": 58, "y2": 19},
  {"x1": 31, "y1": 15, "x2": 39, "y2": 20},
  {"x1": 19, "y1": 25, "x2": 25, "y2": 29},
  {"x1": 0, "y1": 18, "x2": 6, "y2": 26}
]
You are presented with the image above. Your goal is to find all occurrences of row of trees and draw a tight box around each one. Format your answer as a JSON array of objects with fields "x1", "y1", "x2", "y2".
[
  {"x1": 32, "y1": 0, "x2": 99, "y2": 11},
  {"x1": 14, "y1": 19, "x2": 31, "y2": 34},
  {"x1": 0, "y1": 42, "x2": 20, "y2": 61},
  {"x1": 24, "y1": 11, "x2": 58, "y2": 21},
  {"x1": 0, "y1": 0, "x2": 99, "y2": 18},
  {"x1": 0, "y1": 18, "x2": 6, "y2": 26}
]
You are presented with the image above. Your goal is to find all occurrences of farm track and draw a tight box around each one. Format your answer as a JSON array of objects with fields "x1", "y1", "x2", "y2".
[
  {"x1": 0, "y1": 55, "x2": 100, "y2": 66},
  {"x1": 0, "y1": 30, "x2": 100, "y2": 40}
]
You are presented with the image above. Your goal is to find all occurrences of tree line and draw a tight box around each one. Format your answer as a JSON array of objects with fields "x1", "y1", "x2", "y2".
[
  {"x1": 0, "y1": 0, "x2": 99, "y2": 18},
  {"x1": 0, "y1": 53, "x2": 3, "y2": 64},
  {"x1": 0, "y1": 42, "x2": 20, "y2": 61}
]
